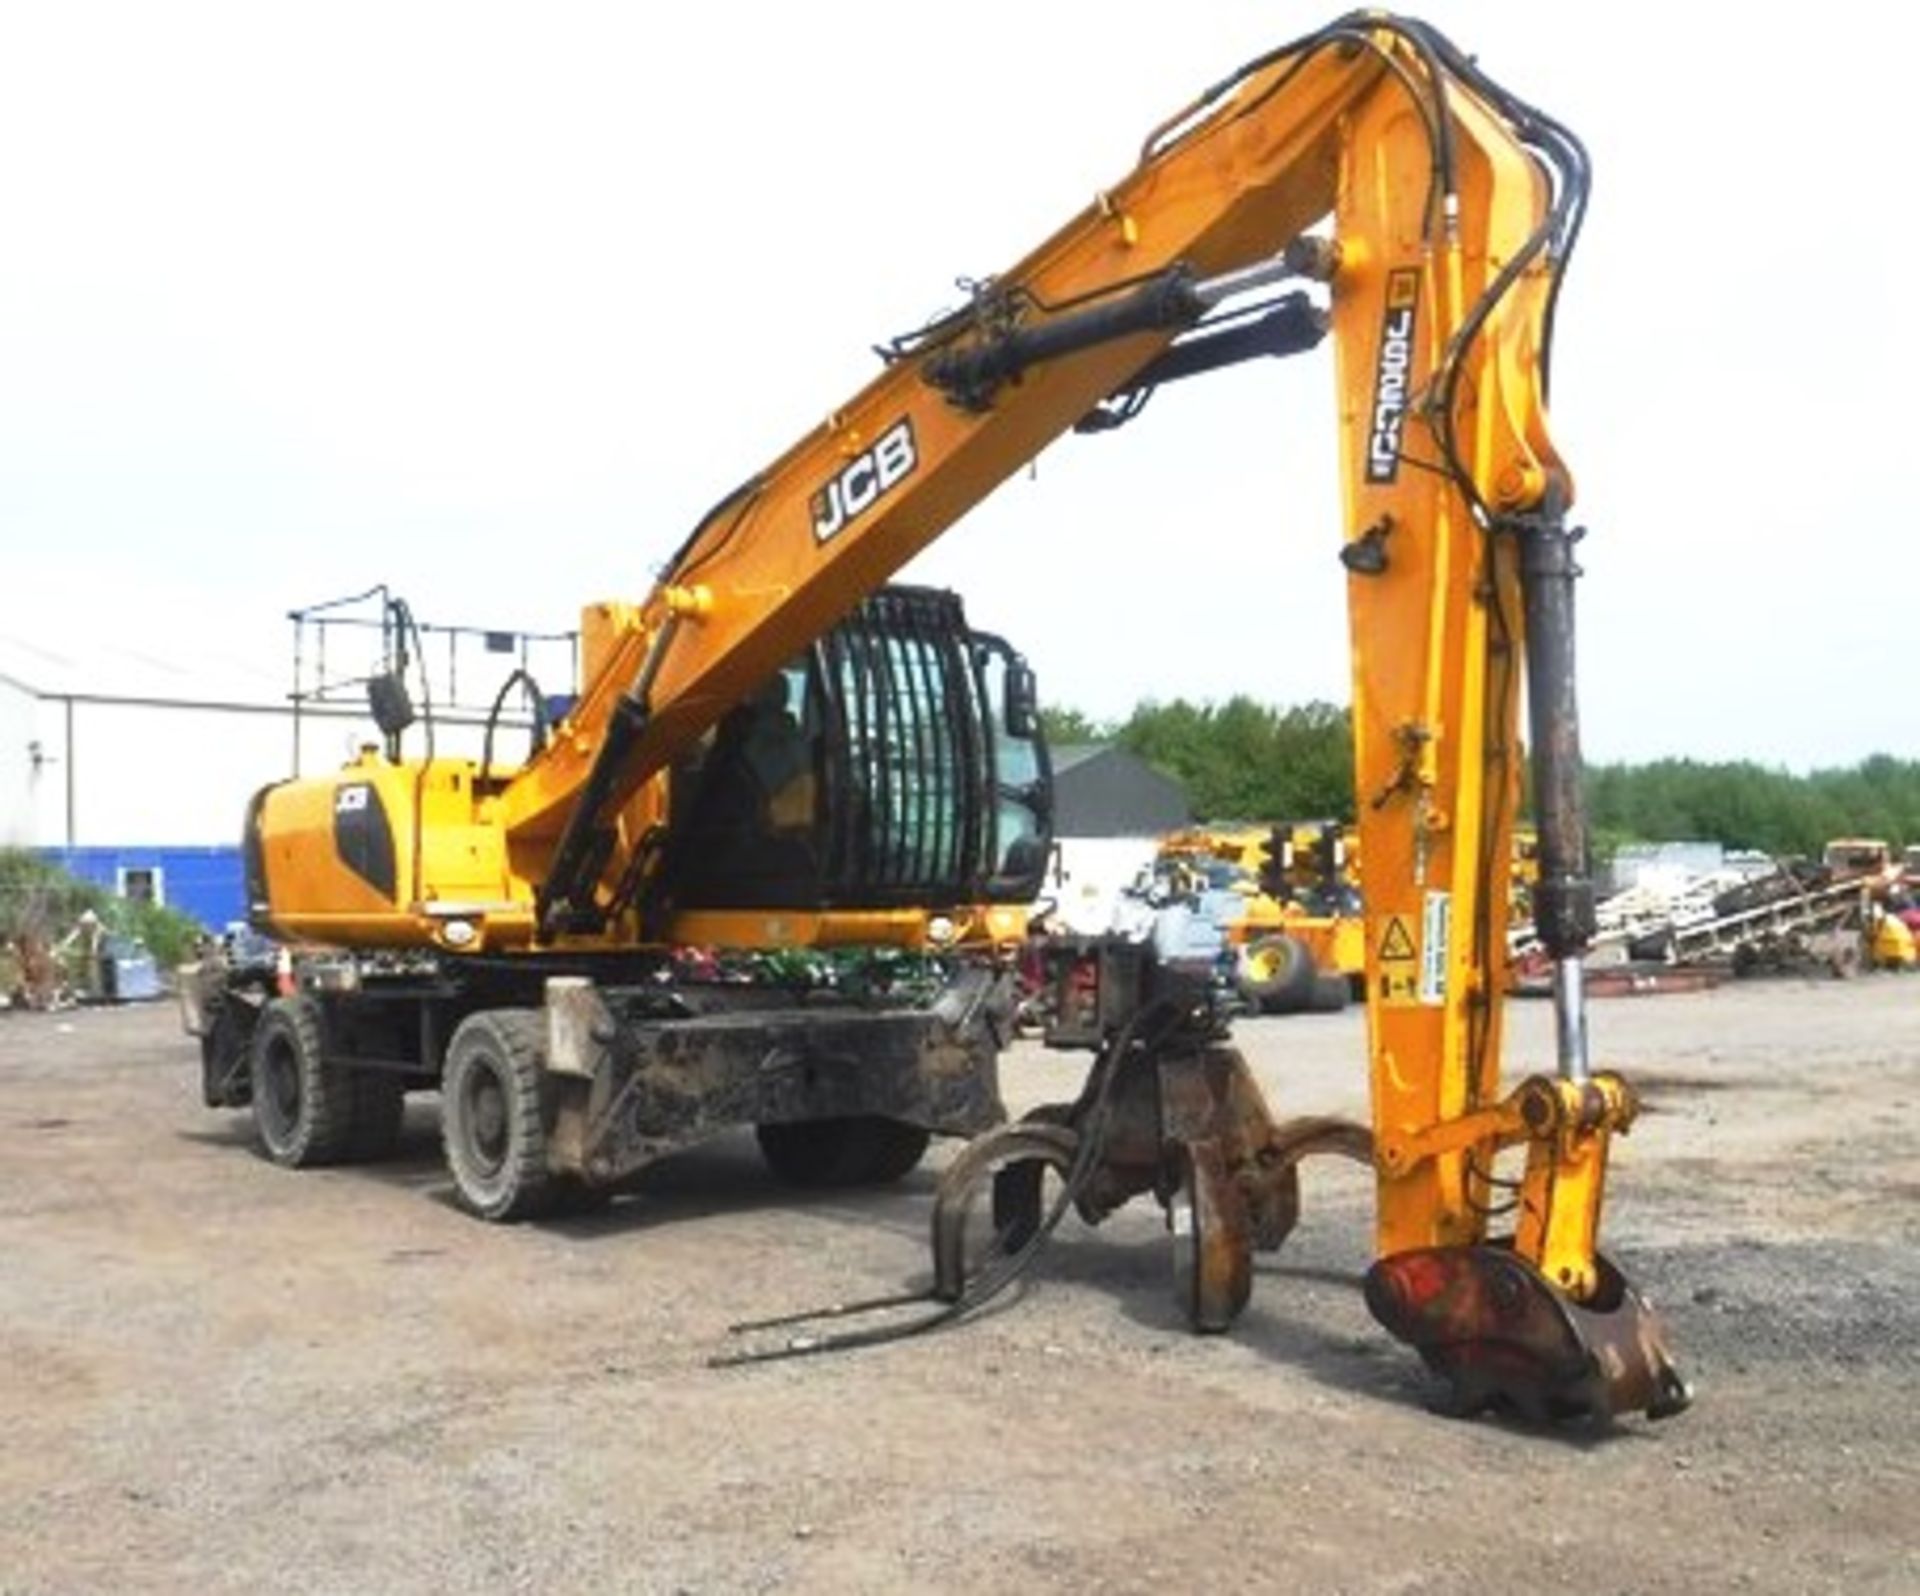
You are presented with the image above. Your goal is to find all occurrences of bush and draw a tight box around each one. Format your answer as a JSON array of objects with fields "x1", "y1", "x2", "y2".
[
  {"x1": 0, "y1": 849, "x2": 205, "y2": 973},
  {"x1": 112, "y1": 897, "x2": 207, "y2": 970}
]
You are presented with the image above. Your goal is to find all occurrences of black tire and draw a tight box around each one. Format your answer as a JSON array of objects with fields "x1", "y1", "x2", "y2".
[
  {"x1": 1307, "y1": 971, "x2": 1351, "y2": 1012},
  {"x1": 441, "y1": 1009, "x2": 556, "y2": 1221},
  {"x1": 345, "y1": 1073, "x2": 407, "y2": 1162},
  {"x1": 1237, "y1": 934, "x2": 1317, "y2": 1014},
  {"x1": 249, "y1": 995, "x2": 351, "y2": 1167},
  {"x1": 756, "y1": 1116, "x2": 931, "y2": 1188}
]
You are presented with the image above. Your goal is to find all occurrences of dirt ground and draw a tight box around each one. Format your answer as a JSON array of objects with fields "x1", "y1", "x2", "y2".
[{"x1": 2, "y1": 975, "x2": 1916, "y2": 1595}]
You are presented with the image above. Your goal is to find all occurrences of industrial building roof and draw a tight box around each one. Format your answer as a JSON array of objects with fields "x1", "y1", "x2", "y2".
[
  {"x1": 0, "y1": 628, "x2": 289, "y2": 710},
  {"x1": 1048, "y1": 743, "x2": 1191, "y2": 837}
]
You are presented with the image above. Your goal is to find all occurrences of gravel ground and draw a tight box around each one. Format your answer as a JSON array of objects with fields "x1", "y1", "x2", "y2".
[{"x1": 2, "y1": 975, "x2": 1916, "y2": 1594}]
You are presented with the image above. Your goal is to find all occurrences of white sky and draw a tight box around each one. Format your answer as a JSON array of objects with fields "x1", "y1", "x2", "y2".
[{"x1": 1, "y1": 2, "x2": 1912, "y2": 770}]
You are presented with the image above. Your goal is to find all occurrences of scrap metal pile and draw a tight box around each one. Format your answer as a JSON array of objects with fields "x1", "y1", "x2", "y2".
[{"x1": 1510, "y1": 843, "x2": 1918, "y2": 991}]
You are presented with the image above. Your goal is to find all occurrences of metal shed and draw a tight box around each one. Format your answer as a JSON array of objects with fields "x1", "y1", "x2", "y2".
[{"x1": 1048, "y1": 743, "x2": 1192, "y2": 837}]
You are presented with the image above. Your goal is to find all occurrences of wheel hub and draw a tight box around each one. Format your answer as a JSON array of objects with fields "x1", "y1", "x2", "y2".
[
  {"x1": 465, "y1": 1070, "x2": 509, "y2": 1172},
  {"x1": 263, "y1": 1042, "x2": 300, "y2": 1128}
]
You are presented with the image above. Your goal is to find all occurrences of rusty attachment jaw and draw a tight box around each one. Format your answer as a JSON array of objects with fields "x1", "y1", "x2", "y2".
[
  {"x1": 929, "y1": 941, "x2": 1371, "y2": 1334},
  {"x1": 1363, "y1": 1244, "x2": 1692, "y2": 1426},
  {"x1": 1166, "y1": 1136, "x2": 1256, "y2": 1332},
  {"x1": 929, "y1": 1066, "x2": 1371, "y2": 1335},
  {"x1": 929, "y1": 1119, "x2": 1081, "y2": 1304}
]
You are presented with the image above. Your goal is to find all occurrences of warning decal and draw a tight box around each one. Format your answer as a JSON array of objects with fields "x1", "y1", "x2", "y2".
[
  {"x1": 1377, "y1": 914, "x2": 1420, "y2": 1006},
  {"x1": 1379, "y1": 917, "x2": 1417, "y2": 962}
]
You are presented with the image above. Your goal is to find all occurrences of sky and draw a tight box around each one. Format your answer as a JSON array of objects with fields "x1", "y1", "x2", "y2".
[{"x1": 1, "y1": 2, "x2": 1913, "y2": 771}]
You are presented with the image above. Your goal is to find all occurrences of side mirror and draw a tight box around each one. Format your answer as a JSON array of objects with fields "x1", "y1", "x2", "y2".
[
  {"x1": 367, "y1": 671, "x2": 416, "y2": 739},
  {"x1": 1005, "y1": 660, "x2": 1039, "y2": 740}
]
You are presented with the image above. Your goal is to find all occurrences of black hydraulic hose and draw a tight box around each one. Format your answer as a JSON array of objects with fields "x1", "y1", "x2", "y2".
[
  {"x1": 478, "y1": 668, "x2": 548, "y2": 786},
  {"x1": 1409, "y1": 22, "x2": 1591, "y2": 400},
  {"x1": 1390, "y1": 17, "x2": 1457, "y2": 216},
  {"x1": 660, "y1": 476, "x2": 764, "y2": 587},
  {"x1": 1531, "y1": 122, "x2": 1591, "y2": 401},
  {"x1": 1430, "y1": 218, "x2": 1557, "y2": 523},
  {"x1": 1192, "y1": 26, "x2": 1447, "y2": 243}
]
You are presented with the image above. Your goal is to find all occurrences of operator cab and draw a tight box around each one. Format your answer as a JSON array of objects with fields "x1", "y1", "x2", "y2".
[{"x1": 663, "y1": 585, "x2": 1052, "y2": 911}]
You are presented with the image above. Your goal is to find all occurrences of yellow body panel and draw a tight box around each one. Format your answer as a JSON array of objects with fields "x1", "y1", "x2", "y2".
[{"x1": 256, "y1": 753, "x2": 535, "y2": 952}]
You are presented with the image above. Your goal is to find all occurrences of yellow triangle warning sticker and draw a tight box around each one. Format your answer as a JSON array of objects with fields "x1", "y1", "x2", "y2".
[{"x1": 1379, "y1": 916, "x2": 1418, "y2": 962}]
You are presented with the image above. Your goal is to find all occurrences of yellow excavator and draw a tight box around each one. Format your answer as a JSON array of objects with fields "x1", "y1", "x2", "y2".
[{"x1": 184, "y1": 11, "x2": 1688, "y2": 1423}]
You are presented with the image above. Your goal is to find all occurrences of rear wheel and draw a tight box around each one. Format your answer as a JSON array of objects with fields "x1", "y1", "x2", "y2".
[
  {"x1": 441, "y1": 1010, "x2": 556, "y2": 1221},
  {"x1": 756, "y1": 1116, "x2": 931, "y2": 1188},
  {"x1": 249, "y1": 996, "x2": 350, "y2": 1166}
]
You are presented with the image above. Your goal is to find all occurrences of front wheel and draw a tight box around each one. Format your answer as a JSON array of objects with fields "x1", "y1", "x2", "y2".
[{"x1": 440, "y1": 1010, "x2": 556, "y2": 1221}]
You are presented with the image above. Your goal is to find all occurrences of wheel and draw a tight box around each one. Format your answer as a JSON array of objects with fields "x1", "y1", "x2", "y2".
[
  {"x1": 249, "y1": 995, "x2": 350, "y2": 1167},
  {"x1": 755, "y1": 1116, "x2": 931, "y2": 1188},
  {"x1": 1237, "y1": 934, "x2": 1316, "y2": 1014},
  {"x1": 1307, "y1": 971, "x2": 1351, "y2": 1012},
  {"x1": 440, "y1": 1010, "x2": 557, "y2": 1221}
]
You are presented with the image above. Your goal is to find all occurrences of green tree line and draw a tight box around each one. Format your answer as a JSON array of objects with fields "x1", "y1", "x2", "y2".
[{"x1": 1043, "y1": 702, "x2": 1918, "y2": 856}]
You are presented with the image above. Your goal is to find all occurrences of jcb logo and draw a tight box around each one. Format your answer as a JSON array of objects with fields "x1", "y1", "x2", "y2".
[
  {"x1": 1365, "y1": 269, "x2": 1420, "y2": 484},
  {"x1": 811, "y1": 418, "x2": 917, "y2": 544}
]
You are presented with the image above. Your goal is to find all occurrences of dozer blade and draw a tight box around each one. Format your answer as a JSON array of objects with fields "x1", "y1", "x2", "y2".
[{"x1": 1364, "y1": 1245, "x2": 1691, "y2": 1425}]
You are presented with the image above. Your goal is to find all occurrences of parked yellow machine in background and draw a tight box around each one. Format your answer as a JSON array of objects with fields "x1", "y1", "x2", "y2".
[{"x1": 1155, "y1": 822, "x2": 1365, "y2": 1011}]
